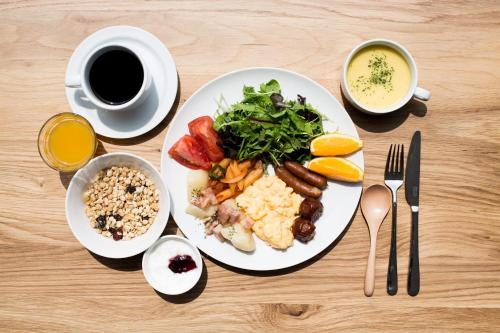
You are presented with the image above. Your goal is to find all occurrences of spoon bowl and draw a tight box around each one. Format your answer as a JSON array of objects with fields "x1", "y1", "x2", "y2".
[
  {"x1": 361, "y1": 184, "x2": 391, "y2": 296},
  {"x1": 361, "y1": 185, "x2": 392, "y2": 223}
]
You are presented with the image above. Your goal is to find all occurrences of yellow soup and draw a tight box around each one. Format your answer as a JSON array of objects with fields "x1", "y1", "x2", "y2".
[
  {"x1": 39, "y1": 113, "x2": 96, "y2": 172},
  {"x1": 347, "y1": 45, "x2": 411, "y2": 109}
]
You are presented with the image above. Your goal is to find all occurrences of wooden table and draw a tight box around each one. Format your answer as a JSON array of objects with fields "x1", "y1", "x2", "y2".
[{"x1": 1, "y1": 1, "x2": 499, "y2": 332}]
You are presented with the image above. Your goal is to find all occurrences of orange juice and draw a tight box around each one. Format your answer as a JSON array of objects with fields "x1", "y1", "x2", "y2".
[{"x1": 38, "y1": 113, "x2": 96, "y2": 172}]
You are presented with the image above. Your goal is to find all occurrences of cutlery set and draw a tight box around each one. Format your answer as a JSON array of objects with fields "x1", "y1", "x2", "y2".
[{"x1": 363, "y1": 131, "x2": 421, "y2": 296}]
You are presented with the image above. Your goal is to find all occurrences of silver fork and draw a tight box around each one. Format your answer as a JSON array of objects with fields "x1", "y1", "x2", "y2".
[{"x1": 385, "y1": 144, "x2": 404, "y2": 296}]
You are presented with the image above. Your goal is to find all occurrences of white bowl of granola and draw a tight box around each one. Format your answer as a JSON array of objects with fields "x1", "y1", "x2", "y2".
[{"x1": 66, "y1": 152, "x2": 170, "y2": 258}]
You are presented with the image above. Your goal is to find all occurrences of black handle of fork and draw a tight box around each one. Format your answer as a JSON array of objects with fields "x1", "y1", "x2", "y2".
[
  {"x1": 408, "y1": 210, "x2": 420, "y2": 296},
  {"x1": 387, "y1": 201, "x2": 398, "y2": 295}
]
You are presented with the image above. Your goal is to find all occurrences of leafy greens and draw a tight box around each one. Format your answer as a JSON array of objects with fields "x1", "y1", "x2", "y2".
[{"x1": 213, "y1": 80, "x2": 324, "y2": 165}]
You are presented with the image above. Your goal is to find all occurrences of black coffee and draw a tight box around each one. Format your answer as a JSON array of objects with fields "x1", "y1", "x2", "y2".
[{"x1": 89, "y1": 48, "x2": 144, "y2": 105}]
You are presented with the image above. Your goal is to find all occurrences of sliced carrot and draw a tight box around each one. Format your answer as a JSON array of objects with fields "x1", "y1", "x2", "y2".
[
  {"x1": 243, "y1": 167, "x2": 264, "y2": 188},
  {"x1": 210, "y1": 182, "x2": 226, "y2": 195},
  {"x1": 225, "y1": 164, "x2": 234, "y2": 179},
  {"x1": 219, "y1": 158, "x2": 231, "y2": 169},
  {"x1": 231, "y1": 160, "x2": 241, "y2": 177},
  {"x1": 221, "y1": 173, "x2": 246, "y2": 184},
  {"x1": 238, "y1": 160, "x2": 252, "y2": 173},
  {"x1": 221, "y1": 160, "x2": 247, "y2": 183},
  {"x1": 216, "y1": 188, "x2": 234, "y2": 203}
]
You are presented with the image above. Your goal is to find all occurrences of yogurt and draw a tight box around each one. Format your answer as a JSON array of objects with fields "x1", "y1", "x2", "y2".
[{"x1": 142, "y1": 236, "x2": 202, "y2": 295}]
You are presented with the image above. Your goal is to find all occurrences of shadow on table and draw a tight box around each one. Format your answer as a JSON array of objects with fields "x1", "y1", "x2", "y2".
[
  {"x1": 59, "y1": 141, "x2": 108, "y2": 189},
  {"x1": 161, "y1": 218, "x2": 180, "y2": 236},
  {"x1": 202, "y1": 201, "x2": 360, "y2": 277},
  {"x1": 155, "y1": 260, "x2": 208, "y2": 304},
  {"x1": 88, "y1": 251, "x2": 143, "y2": 271},
  {"x1": 340, "y1": 85, "x2": 427, "y2": 133},
  {"x1": 98, "y1": 73, "x2": 182, "y2": 146}
]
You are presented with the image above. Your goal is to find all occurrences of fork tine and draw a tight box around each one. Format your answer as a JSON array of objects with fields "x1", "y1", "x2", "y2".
[
  {"x1": 385, "y1": 144, "x2": 393, "y2": 177},
  {"x1": 395, "y1": 144, "x2": 400, "y2": 174},
  {"x1": 400, "y1": 144, "x2": 404, "y2": 174},
  {"x1": 390, "y1": 144, "x2": 396, "y2": 173}
]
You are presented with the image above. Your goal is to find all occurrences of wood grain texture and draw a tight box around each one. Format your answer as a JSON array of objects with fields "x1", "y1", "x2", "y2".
[{"x1": 1, "y1": 0, "x2": 500, "y2": 332}]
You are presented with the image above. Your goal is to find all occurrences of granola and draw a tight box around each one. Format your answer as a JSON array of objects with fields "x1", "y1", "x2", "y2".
[{"x1": 84, "y1": 166, "x2": 159, "y2": 241}]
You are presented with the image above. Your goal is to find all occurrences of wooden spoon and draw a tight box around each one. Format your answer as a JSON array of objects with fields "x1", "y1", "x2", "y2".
[{"x1": 361, "y1": 184, "x2": 391, "y2": 297}]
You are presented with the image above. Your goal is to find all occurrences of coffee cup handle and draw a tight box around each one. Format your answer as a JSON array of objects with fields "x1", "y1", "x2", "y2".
[
  {"x1": 65, "y1": 75, "x2": 82, "y2": 88},
  {"x1": 414, "y1": 87, "x2": 431, "y2": 101}
]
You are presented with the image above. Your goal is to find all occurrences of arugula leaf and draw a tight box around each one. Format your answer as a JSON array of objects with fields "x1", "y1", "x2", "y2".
[
  {"x1": 243, "y1": 85, "x2": 256, "y2": 97},
  {"x1": 259, "y1": 79, "x2": 281, "y2": 94},
  {"x1": 213, "y1": 79, "x2": 324, "y2": 165}
]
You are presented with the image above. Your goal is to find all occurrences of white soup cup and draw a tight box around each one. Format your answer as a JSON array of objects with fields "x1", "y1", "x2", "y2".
[{"x1": 341, "y1": 39, "x2": 430, "y2": 115}]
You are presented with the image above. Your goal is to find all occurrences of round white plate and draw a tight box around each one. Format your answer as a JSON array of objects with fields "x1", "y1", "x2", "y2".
[
  {"x1": 65, "y1": 26, "x2": 178, "y2": 139},
  {"x1": 161, "y1": 67, "x2": 364, "y2": 271}
]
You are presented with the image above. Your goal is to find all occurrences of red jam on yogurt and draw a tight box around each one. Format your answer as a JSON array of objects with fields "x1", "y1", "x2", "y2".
[{"x1": 168, "y1": 255, "x2": 197, "y2": 273}]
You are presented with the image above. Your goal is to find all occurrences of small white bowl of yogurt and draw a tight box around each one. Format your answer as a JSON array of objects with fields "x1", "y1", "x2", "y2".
[{"x1": 142, "y1": 235, "x2": 203, "y2": 295}]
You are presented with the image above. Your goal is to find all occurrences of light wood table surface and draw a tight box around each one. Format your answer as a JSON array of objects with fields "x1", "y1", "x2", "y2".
[{"x1": 1, "y1": 1, "x2": 500, "y2": 332}]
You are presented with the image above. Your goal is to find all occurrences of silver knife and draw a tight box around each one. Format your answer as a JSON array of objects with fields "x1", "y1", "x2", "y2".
[{"x1": 405, "y1": 131, "x2": 421, "y2": 296}]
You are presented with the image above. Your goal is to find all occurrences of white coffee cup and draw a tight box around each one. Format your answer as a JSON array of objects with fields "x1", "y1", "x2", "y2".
[
  {"x1": 341, "y1": 39, "x2": 430, "y2": 115},
  {"x1": 65, "y1": 43, "x2": 151, "y2": 112}
]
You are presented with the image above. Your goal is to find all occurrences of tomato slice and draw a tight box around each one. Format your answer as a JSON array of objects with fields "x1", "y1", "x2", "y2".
[
  {"x1": 168, "y1": 135, "x2": 211, "y2": 170},
  {"x1": 188, "y1": 116, "x2": 225, "y2": 162}
]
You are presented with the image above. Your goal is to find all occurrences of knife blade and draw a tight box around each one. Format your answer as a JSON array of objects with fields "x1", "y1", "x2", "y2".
[
  {"x1": 405, "y1": 131, "x2": 421, "y2": 206},
  {"x1": 406, "y1": 130, "x2": 421, "y2": 296}
]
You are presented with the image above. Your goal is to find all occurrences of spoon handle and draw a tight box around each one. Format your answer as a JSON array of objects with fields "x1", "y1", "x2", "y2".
[{"x1": 364, "y1": 232, "x2": 377, "y2": 297}]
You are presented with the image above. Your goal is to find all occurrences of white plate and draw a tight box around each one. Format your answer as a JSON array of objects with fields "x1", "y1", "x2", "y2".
[
  {"x1": 65, "y1": 26, "x2": 178, "y2": 139},
  {"x1": 66, "y1": 152, "x2": 170, "y2": 258},
  {"x1": 161, "y1": 67, "x2": 363, "y2": 271}
]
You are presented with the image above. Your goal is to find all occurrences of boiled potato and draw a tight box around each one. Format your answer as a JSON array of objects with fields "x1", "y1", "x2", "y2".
[
  {"x1": 221, "y1": 223, "x2": 255, "y2": 252},
  {"x1": 185, "y1": 203, "x2": 217, "y2": 219},
  {"x1": 187, "y1": 170, "x2": 209, "y2": 201}
]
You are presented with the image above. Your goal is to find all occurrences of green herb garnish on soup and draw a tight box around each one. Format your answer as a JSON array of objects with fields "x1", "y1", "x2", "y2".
[{"x1": 347, "y1": 45, "x2": 411, "y2": 109}]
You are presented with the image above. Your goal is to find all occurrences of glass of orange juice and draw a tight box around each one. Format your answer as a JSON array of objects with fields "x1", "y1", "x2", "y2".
[{"x1": 38, "y1": 113, "x2": 97, "y2": 172}]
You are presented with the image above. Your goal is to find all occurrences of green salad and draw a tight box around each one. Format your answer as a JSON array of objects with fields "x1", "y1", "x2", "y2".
[{"x1": 213, "y1": 80, "x2": 324, "y2": 165}]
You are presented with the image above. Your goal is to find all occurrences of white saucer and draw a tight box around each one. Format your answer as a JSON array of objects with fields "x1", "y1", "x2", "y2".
[{"x1": 65, "y1": 26, "x2": 178, "y2": 139}]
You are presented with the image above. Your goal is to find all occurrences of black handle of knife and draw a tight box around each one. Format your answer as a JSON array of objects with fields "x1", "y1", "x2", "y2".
[
  {"x1": 387, "y1": 201, "x2": 398, "y2": 295},
  {"x1": 408, "y1": 210, "x2": 420, "y2": 296}
]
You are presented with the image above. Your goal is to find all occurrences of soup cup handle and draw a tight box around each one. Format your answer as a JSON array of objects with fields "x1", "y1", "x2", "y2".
[
  {"x1": 414, "y1": 87, "x2": 431, "y2": 101},
  {"x1": 65, "y1": 75, "x2": 82, "y2": 88}
]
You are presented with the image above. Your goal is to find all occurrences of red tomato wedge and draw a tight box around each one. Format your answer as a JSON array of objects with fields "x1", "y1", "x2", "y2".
[
  {"x1": 188, "y1": 116, "x2": 225, "y2": 162},
  {"x1": 168, "y1": 135, "x2": 211, "y2": 170}
]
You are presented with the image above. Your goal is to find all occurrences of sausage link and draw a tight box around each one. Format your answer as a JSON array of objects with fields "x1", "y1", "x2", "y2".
[
  {"x1": 274, "y1": 166, "x2": 322, "y2": 198},
  {"x1": 284, "y1": 161, "x2": 327, "y2": 189}
]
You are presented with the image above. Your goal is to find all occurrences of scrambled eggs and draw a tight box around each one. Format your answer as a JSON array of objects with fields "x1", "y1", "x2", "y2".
[{"x1": 236, "y1": 175, "x2": 302, "y2": 249}]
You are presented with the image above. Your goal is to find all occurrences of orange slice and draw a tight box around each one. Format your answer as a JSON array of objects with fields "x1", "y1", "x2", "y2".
[
  {"x1": 308, "y1": 157, "x2": 363, "y2": 182},
  {"x1": 310, "y1": 133, "x2": 363, "y2": 156}
]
